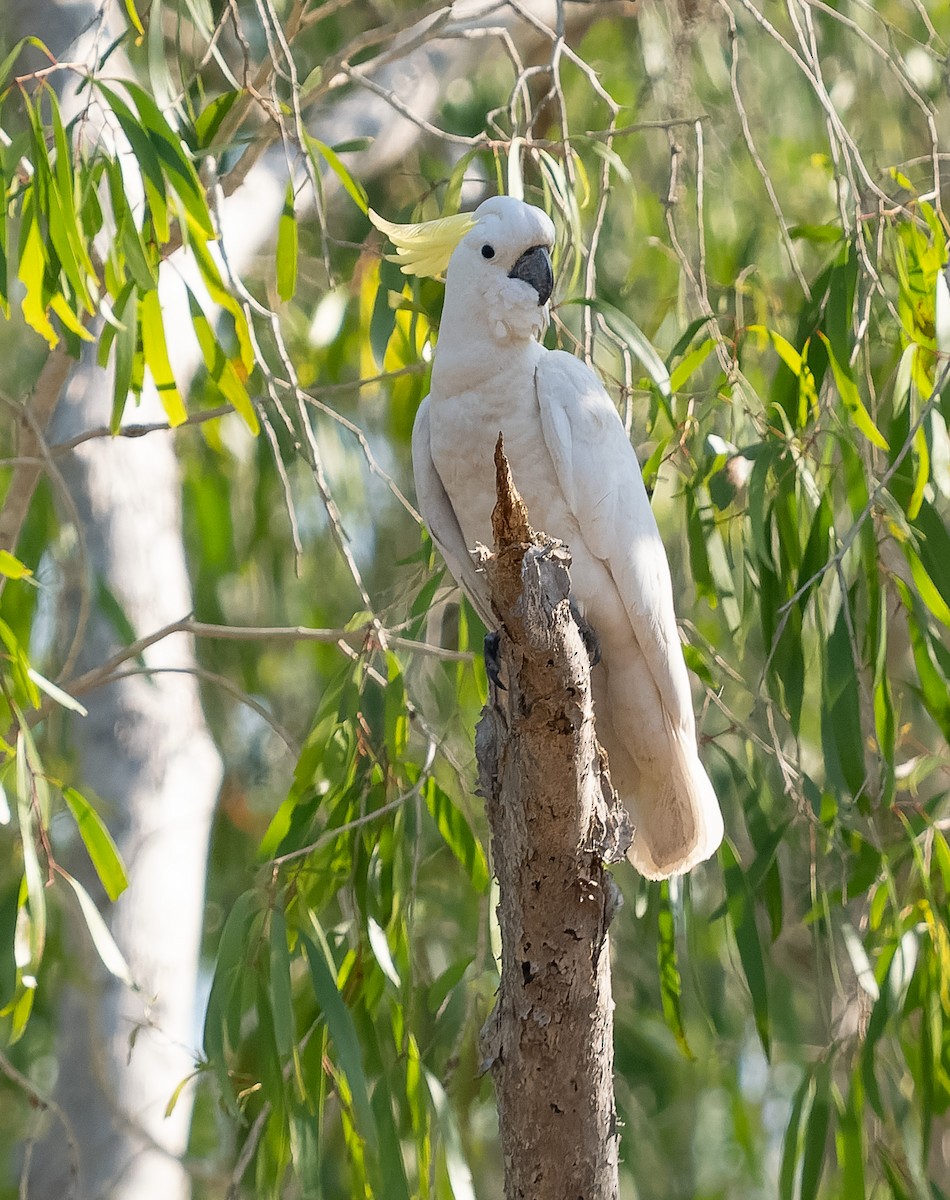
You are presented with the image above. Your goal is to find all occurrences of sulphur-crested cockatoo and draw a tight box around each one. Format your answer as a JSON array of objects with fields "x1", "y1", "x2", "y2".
[{"x1": 370, "y1": 196, "x2": 723, "y2": 878}]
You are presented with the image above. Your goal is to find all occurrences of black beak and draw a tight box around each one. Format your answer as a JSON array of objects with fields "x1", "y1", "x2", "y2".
[{"x1": 507, "y1": 245, "x2": 553, "y2": 306}]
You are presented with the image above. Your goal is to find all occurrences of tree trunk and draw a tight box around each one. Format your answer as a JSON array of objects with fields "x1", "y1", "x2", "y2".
[
  {"x1": 476, "y1": 438, "x2": 630, "y2": 1200},
  {"x1": 26, "y1": 353, "x2": 223, "y2": 1200}
]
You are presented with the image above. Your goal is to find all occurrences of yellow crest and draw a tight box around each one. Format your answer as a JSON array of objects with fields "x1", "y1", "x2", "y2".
[{"x1": 368, "y1": 208, "x2": 477, "y2": 278}]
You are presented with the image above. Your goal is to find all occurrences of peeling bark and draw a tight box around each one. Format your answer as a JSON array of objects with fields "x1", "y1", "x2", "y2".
[{"x1": 477, "y1": 437, "x2": 630, "y2": 1200}]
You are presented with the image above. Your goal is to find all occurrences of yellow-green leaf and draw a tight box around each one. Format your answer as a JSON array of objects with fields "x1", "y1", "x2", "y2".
[
  {"x1": 907, "y1": 546, "x2": 950, "y2": 627},
  {"x1": 140, "y1": 288, "x2": 187, "y2": 425},
  {"x1": 818, "y1": 331, "x2": 889, "y2": 451},
  {"x1": 0, "y1": 550, "x2": 32, "y2": 580},
  {"x1": 186, "y1": 288, "x2": 259, "y2": 434},
  {"x1": 49, "y1": 293, "x2": 93, "y2": 341},
  {"x1": 18, "y1": 208, "x2": 58, "y2": 349},
  {"x1": 670, "y1": 337, "x2": 716, "y2": 394},
  {"x1": 908, "y1": 421, "x2": 929, "y2": 520},
  {"x1": 122, "y1": 0, "x2": 144, "y2": 36}
]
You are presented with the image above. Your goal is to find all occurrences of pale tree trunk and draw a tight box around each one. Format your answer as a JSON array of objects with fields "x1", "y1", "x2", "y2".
[
  {"x1": 24, "y1": 357, "x2": 223, "y2": 1200},
  {"x1": 477, "y1": 440, "x2": 630, "y2": 1200}
]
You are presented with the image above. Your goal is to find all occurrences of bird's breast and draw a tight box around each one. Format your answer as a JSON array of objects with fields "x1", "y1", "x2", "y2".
[{"x1": 427, "y1": 364, "x2": 577, "y2": 552}]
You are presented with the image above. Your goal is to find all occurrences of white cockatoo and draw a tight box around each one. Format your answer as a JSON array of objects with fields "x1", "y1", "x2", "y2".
[{"x1": 370, "y1": 196, "x2": 723, "y2": 878}]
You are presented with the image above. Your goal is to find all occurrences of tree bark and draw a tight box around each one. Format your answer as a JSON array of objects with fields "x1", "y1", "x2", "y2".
[{"x1": 476, "y1": 437, "x2": 631, "y2": 1200}]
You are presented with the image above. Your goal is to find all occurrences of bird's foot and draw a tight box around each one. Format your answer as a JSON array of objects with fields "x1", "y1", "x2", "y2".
[
  {"x1": 570, "y1": 602, "x2": 601, "y2": 666},
  {"x1": 483, "y1": 631, "x2": 506, "y2": 692}
]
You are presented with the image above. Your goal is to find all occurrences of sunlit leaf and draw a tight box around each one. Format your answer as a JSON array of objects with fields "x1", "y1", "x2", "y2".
[
  {"x1": 62, "y1": 787, "x2": 128, "y2": 901},
  {"x1": 139, "y1": 287, "x2": 187, "y2": 425},
  {"x1": 817, "y1": 331, "x2": 889, "y2": 451},
  {"x1": 186, "y1": 288, "x2": 259, "y2": 433},
  {"x1": 17, "y1": 201, "x2": 58, "y2": 348},
  {"x1": 27, "y1": 669, "x2": 87, "y2": 716},
  {"x1": 0, "y1": 550, "x2": 32, "y2": 580},
  {"x1": 61, "y1": 870, "x2": 134, "y2": 986}
]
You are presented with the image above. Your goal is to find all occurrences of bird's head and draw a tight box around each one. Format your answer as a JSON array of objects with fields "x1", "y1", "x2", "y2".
[{"x1": 369, "y1": 196, "x2": 556, "y2": 345}]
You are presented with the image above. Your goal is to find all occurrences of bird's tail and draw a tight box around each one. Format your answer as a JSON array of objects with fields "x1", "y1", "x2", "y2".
[{"x1": 625, "y1": 722, "x2": 723, "y2": 881}]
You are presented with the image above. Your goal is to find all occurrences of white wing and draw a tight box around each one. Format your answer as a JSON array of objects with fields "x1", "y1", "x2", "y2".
[
  {"x1": 535, "y1": 350, "x2": 695, "y2": 735},
  {"x1": 412, "y1": 397, "x2": 495, "y2": 629}
]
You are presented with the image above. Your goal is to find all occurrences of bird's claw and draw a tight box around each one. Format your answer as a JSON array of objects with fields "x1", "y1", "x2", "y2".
[
  {"x1": 570, "y1": 601, "x2": 601, "y2": 667},
  {"x1": 483, "y1": 631, "x2": 506, "y2": 691}
]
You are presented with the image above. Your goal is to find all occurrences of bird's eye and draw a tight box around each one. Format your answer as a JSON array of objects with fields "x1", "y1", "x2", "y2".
[{"x1": 481, "y1": 244, "x2": 495, "y2": 260}]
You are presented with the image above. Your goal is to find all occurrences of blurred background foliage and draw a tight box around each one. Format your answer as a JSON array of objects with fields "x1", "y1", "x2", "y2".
[{"x1": 2, "y1": 0, "x2": 950, "y2": 1197}]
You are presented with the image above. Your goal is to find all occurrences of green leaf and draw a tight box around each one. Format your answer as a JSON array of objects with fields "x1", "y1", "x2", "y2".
[
  {"x1": 301, "y1": 932, "x2": 376, "y2": 1152},
  {"x1": 907, "y1": 421, "x2": 929, "y2": 520},
  {"x1": 202, "y1": 889, "x2": 261, "y2": 1112},
  {"x1": 188, "y1": 235, "x2": 255, "y2": 372},
  {"x1": 817, "y1": 331, "x2": 889, "y2": 451},
  {"x1": 268, "y1": 910, "x2": 304, "y2": 1099},
  {"x1": 569, "y1": 297, "x2": 672, "y2": 399},
  {"x1": 140, "y1": 287, "x2": 187, "y2": 425},
  {"x1": 370, "y1": 1075, "x2": 412, "y2": 1200},
  {"x1": 109, "y1": 283, "x2": 138, "y2": 431},
  {"x1": 96, "y1": 83, "x2": 171, "y2": 243},
  {"x1": 800, "y1": 1060, "x2": 832, "y2": 1200},
  {"x1": 61, "y1": 869, "x2": 134, "y2": 985},
  {"x1": 0, "y1": 37, "x2": 53, "y2": 93},
  {"x1": 895, "y1": 577, "x2": 950, "y2": 738},
  {"x1": 367, "y1": 916, "x2": 401, "y2": 990},
  {"x1": 164, "y1": 1068, "x2": 202, "y2": 1118},
  {"x1": 120, "y1": 80, "x2": 215, "y2": 238},
  {"x1": 779, "y1": 1069, "x2": 811, "y2": 1200},
  {"x1": 106, "y1": 160, "x2": 157, "y2": 289},
  {"x1": 194, "y1": 90, "x2": 243, "y2": 148},
  {"x1": 657, "y1": 882, "x2": 693, "y2": 1058},
  {"x1": 62, "y1": 787, "x2": 128, "y2": 901},
  {"x1": 669, "y1": 337, "x2": 715, "y2": 393},
  {"x1": 789, "y1": 223, "x2": 843, "y2": 244},
  {"x1": 821, "y1": 603, "x2": 865, "y2": 798},
  {"x1": 905, "y1": 543, "x2": 950, "y2": 628},
  {"x1": 45, "y1": 85, "x2": 96, "y2": 305},
  {"x1": 0, "y1": 172, "x2": 8, "y2": 318},
  {"x1": 837, "y1": 1076, "x2": 866, "y2": 1200},
  {"x1": 185, "y1": 287, "x2": 258, "y2": 433},
  {"x1": 423, "y1": 779, "x2": 489, "y2": 892},
  {"x1": 427, "y1": 954, "x2": 473, "y2": 1014},
  {"x1": 277, "y1": 180, "x2": 298, "y2": 303},
  {"x1": 305, "y1": 136, "x2": 368, "y2": 215},
  {"x1": 0, "y1": 881, "x2": 20, "y2": 1007},
  {"x1": 720, "y1": 839, "x2": 771, "y2": 1059}
]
